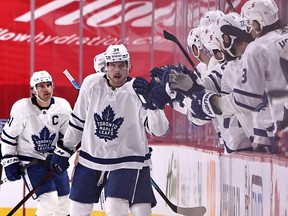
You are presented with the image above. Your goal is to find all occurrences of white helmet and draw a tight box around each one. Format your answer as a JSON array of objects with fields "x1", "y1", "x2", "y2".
[
  {"x1": 201, "y1": 23, "x2": 220, "y2": 52},
  {"x1": 199, "y1": 10, "x2": 225, "y2": 27},
  {"x1": 104, "y1": 44, "x2": 130, "y2": 68},
  {"x1": 93, "y1": 52, "x2": 106, "y2": 73},
  {"x1": 241, "y1": 0, "x2": 279, "y2": 31},
  {"x1": 213, "y1": 12, "x2": 248, "y2": 57},
  {"x1": 187, "y1": 27, "x2": 204, "y2": 57},
  {"x1": 30, "y1": 70, "x2": 53, "y2": 89}
]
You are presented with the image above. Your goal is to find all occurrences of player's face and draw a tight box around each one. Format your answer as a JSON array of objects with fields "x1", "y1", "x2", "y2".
[
  {"x1": 36, "y1": 82, "x2": 53, "y2": 102},
  {"x1": 107, "y1": 61, "x2": 129, "y2": 88}
]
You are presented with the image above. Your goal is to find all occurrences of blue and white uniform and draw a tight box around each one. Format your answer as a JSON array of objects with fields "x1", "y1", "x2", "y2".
[
  {"x1": 1, "y1": 96, "x2": 72, "y2": 216},
  {"x1": 218, "y1": 30, "x2": 288, "y2": 129},
  {"x1": 64, "y1": 72, "x2": 169, "y2": 212}
]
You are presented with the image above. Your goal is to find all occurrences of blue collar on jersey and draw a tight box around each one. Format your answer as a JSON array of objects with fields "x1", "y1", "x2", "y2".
[{"x1": 31, "y1": 97, "x2": 55, "y2": 110}]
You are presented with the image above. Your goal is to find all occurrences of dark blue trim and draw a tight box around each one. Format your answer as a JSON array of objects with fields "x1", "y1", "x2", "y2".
[
  {"x1": 71, "y1": 113, "x2": 85, "y2": 123},
  {"x1": 69, "y1": 121, "x2": 83, "y2": 132},
  {"x1": 234, "y1": 98, "x2": 257, "y2": 111},
  {"x1": 208, "y1": 73, "x2": 221, "y2": 93},
  {"x1": 79, "y1": 150, "x2": 151, "y2": 165},
  {"x1": 233, "y1": 88, "x2": 263, "y2": 99},
  {"x1": 254, "y1": 128, "x2": 268, "y2": 137},
  {"x1": 3, "y1": 130, "x2": 17, "y2": 139},
  {"x1": 1, "y1": 137, "x2": 16, "y2": 146}
]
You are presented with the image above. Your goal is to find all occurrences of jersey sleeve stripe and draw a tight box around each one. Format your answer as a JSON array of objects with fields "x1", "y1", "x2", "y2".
[
  {"x1": 233, "y1": 88, "x2": 263, "y2": 99},
  {"x1": 208, "y1": 73, "x2": 221, "y2": 93},
  {"x1": 71, "y1": 112, "x2": 85, "y2": 123},
  {"x1": 1, "y1": 137, "x2": 17, "y2": 146},
  {"x1": 68, "y1": 121, "x2": 84, "y2": 132},
  {"x1": 234, "y1": 98, "x2": 257, "y2": 111},
  {"x1": 2, "y1": 130, "x2": 18, "y2": 140}
]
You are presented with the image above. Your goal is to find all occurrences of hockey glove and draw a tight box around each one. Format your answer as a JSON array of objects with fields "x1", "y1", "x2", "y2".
[
  {"x1": 191, "y1": 91, "x2": 222, "y2": 120},
  {"x1": 1, "y1": 155, "x2": 23, "y2": 181},
  {"x1": 169, "y1": 64, "x2": 204, "y2": 98},
  {"x1": 133, "y1": 77, "x2": 157, "y2": 110},
  {"x1": 51, "y1": 140, "x2": 73, "y2": 175},
  {"x1": 149, "y1": 81, "x2": 171, "y2": 109},
  {"x1": 150, "y1": 64, "x2": 182, "y2": 86}
]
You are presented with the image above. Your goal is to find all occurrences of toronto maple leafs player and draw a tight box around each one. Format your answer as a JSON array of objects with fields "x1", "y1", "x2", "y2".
[
  {"x1": 181, "y1": 0, "x2": 287, "y2": 153},
  {"x1": 0, "y1": 70, "x2": 72, "y2": 216},
  {"x1": 93, "y1": 51, "x2": 106, "y2": 73},
  {"x1": 51, "y1": 44, "x2": 169, "y2": 216}
]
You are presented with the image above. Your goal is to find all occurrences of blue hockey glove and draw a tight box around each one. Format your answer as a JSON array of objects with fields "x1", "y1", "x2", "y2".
[
  {"x1": 150, "y1": 64, "x2": 182, "y2": 86},
  {"x1": 133, "y1": 76, "x2": 157, "y2": 110},
  {"x1": 51, "y1": 141, "x2": 73, "y2": 175},
  {"x1": 169, "y1": 64, "x2": 204, "y2": 97},
  {"x1": 149, "y1": 79, "x2": 172, "y2": 110},
  {"x1": 191, "y1": 91, "x2": 222, "y2": 120},
  {"x1": 1, "y1": 155, "x2": 23, "y2": 181}
]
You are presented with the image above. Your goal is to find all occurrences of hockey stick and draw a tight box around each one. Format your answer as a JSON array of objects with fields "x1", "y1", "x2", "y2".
[
  {"x1": 267, "y1": 89, "x2": 288, "y2": 99},
  {"x1": 7, "y1": 167, "x2": 56, "y2": 216},
  {"x1": 163, "y1": 30, "x2": 202, "y2": 79},
  {"x1": 151, "y1": 178, "x2": 206, "y2": 216},
  {"x1": 63, "y1": 70, "x2": 207, "y2": 215},
  {"x1": 7, "y1": 144, "x2": 80, "y2": 214},
  {"x1": 0, "y1": 159, "x2": 37, "y2": 186},
  {"x1": 226, "y1": 0, "x2": 236, "y2": 12},
  {"x1": 63, "y1": 69, "x2": 80, "y2": 90}
]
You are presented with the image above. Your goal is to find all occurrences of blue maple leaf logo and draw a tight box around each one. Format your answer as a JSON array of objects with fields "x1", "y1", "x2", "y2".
[
  {"x1": 94, "y1": 105, "x2": 124, "y2": 142},
  {"x1": 31, "y1": 126, "x2": 56, "y2": 153}
]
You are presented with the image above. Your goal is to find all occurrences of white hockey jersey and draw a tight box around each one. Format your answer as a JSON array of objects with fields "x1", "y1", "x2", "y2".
[
  {"x1": 218, "y1": 30, "x2": 288, "y2": 127},
  {"x1": 1, "y1": 97, "x2": 72, "y2": 162},
  {"x1": 63, "y1": 73, "x2": 169, "y2": 171},
  {"x1": 202, "y1": 60, "x2": 253, "y2": 151}
]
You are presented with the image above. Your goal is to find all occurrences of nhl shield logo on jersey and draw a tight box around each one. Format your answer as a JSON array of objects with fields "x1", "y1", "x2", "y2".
[
  {"x1": 31, "y1": 126, "x2": 56, "y2": 153},
  {"x1": 94, "y1": 105, "x2": 124, "y2": 142}
]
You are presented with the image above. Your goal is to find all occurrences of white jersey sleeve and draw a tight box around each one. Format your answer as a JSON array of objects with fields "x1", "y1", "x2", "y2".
[{"x1": 143, "y1": 109, "x2": 169, "y2": 137}]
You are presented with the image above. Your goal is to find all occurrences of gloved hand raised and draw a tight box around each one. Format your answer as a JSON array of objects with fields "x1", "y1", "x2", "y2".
[
  {"x1": 168, "y1": 64, "x2": 204, "y2": 97},
  {"x1": 1, "y1": 155, "x2": 23, "y2": 181},
  {"x1": 133, "y1": 76, "x2": 157, "y2": 110},
  {"x1": 150, "y1": 64, "x2": 181, "y2": 85},
  {"x1": 51, "y1": 140, "x2": 73, "y2": 175},
  {"x1": 149, "y1": 79, "x2": 172, "y2": 109}
]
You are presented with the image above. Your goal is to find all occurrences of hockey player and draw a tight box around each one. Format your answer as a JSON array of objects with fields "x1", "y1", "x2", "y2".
[
  {"x1": 94, "y1": 52, "x2": 106, "y2": 73},
  {"x1": 51, "y1": 44, "x2": 169, "y2": 216},
  {"x1": 0, "y1": 70, "x2": 71, "y2": 216},
  {"x1": 182, "y1": 0, "x2": 286, "y2": 153}
]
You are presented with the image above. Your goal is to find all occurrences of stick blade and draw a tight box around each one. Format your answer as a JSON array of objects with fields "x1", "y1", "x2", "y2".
[
  {"x1": 163, "y1": 30, "x2": 177, "y2": 42},
  {"x1": 177, "y1": 206, "x2": 206, "y2": 216}
]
